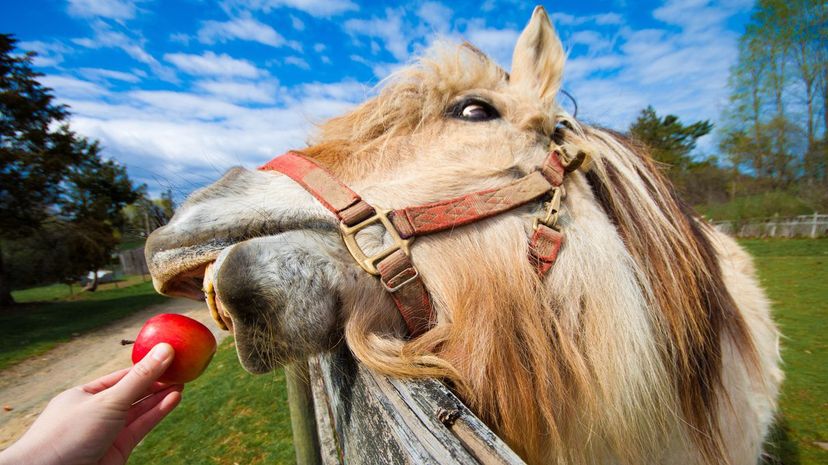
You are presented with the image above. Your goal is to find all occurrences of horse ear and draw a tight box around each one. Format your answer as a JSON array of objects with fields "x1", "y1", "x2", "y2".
[{"x1": 510, "y1": 6, "x2": 565, "y2": 101}]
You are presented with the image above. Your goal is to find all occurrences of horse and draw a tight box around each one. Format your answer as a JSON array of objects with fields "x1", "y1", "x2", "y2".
[{"x1": 145, "y1": 7, "x2": 782, "y2": 465}]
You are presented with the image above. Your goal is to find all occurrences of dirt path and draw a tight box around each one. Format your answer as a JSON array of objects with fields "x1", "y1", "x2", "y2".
[{"x1": 0, "y1": 297, "x2": 229, "y2": 448}]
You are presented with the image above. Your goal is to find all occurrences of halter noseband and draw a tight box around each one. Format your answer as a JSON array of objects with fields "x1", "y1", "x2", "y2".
[{"x1": 259, "y1": 147, "x2": 581, "y2": 338}]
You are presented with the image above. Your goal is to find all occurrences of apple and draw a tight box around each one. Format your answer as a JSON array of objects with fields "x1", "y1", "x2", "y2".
[{"x1": 132, "y1": 313, "x2": 217, "y2": 384}]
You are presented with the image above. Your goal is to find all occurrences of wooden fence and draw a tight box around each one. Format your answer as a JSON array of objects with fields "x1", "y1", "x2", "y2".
[
  {"x1": 118, "y1": 247, "x2": 149, "y2": 275},
  {"x1": 286, "y1": 345, "x2": 525, "y2": 465},
  {"x1": 712, "y1": 213, "x2": 828, "y2": 238}
]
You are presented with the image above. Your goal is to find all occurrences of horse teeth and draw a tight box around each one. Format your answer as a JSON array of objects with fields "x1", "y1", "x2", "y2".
[{"x1": 203, "y1": 262, "x2": 229, "y2": 331}]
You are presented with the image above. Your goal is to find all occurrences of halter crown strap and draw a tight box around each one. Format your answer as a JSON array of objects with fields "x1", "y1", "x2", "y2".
[{"x1": 259, "y1": 150, "x2": 568, "y2": 338}]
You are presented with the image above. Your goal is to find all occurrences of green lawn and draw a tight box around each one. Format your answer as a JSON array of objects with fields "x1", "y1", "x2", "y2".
[
  {"x1": 740, "y1": 239, "x2": 828, "y2": 465},
  {"x1": 11, "y1": 275, "x2": 148, "y2": 303},
  {"x1": 129, "y1": 338, "x2": 295, "y2": 465},
  {"x1": 0, "y1": 280, "x2": 167, "y2": 370}
]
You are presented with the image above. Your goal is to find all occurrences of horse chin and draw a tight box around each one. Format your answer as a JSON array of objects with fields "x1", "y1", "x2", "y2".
[{"x1": 211, "y1": 231, "x2": 345, "y2": 374}]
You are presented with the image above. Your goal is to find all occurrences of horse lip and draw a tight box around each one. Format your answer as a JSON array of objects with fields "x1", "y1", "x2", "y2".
[{"x1": 147, "y1": 219, "x2": 338, "y2": 299}]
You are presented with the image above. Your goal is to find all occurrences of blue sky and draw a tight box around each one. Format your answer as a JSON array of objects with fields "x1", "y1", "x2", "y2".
[{"x1": 2, "y1": 0, "x2": 755, "y2": 198}]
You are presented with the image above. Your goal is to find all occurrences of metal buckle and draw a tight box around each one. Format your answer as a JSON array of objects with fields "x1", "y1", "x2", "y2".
[
  {"x1": 532, "y1": 187, "x2": 563, "y2": 231},
  {"x1": 340, "y1": 208, "x2": 413, "y2": 276},
  {"x1": 381, "y1": 267, "x2": 420, "y2": 292}
]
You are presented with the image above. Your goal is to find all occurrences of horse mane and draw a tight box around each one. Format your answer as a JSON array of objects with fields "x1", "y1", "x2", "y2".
[{"x1": 301, "y1": 43, "x2": 759, "y2": 465}]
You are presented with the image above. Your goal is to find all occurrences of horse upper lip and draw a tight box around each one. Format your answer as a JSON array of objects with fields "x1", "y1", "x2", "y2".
[{"x1": 146, "y1": 218, "x2": 338, "y2": 299}]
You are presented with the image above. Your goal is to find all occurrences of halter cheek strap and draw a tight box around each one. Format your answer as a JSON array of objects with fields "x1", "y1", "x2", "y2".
[{"x1": 260, "y1": 151, "x2": 569, "y2": 338}]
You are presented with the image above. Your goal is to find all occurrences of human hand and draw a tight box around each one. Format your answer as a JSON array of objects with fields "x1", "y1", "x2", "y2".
[{"x1": 0, "y1": 343, "x2": 183, "y2": 465}]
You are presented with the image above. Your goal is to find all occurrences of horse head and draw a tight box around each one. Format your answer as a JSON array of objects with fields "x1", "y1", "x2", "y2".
[{"x1": 146, "y1": 7, "x2": 781, "y2": 465}]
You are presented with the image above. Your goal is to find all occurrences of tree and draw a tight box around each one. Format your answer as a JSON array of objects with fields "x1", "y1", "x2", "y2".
[
  {"x1": 628, "y1": 106, "x2": 723, "y2": 204},
  {"x1": 0, "y1": 34, "x2": 141, "y2": 304},
  {"x1": 721, "y1": 0, "x2": 827, "y2": 186}
]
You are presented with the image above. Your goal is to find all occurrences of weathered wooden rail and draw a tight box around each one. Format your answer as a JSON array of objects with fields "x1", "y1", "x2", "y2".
[
  {"x1": 712, "y1": 212, "x2": 828, "y2": 238},
  {"x1": 285, "y1": 345, "x2": 526, "y2": 465}
]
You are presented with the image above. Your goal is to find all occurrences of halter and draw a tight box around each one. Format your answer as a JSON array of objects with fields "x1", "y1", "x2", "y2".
[{"x1": 259, "y1": 147, "x2": 583, "y2": 338}]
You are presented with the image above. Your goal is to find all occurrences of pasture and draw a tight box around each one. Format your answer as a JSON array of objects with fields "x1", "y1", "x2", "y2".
[{"x1": 741, "y1": 239, "x2": 828, "y2": 465}]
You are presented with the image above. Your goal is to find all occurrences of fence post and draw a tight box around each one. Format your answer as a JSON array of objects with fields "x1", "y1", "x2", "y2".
[
  {"x1": 812, "y1": 212, "x2": 819, "y2": 239},
  {"x1": 770, "y1": 213, "x2": 779, "y2": 238},
  {"x1": 286, "y1": 361, "x2": 322, "y2": 465}
]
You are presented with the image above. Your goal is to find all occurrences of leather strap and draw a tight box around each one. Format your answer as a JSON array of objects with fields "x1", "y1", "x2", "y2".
[
  {"x1": 377, "y1": 250, "x2": 434, "y2": 337},
  {"x1": 528, "y1": 224, "x2": 564, "y2": 275},
  {"x1": 259, "y1": 149, "x2": 571, "y2": 338},
  {"x1": 260, "y1": 152, "x2": 375, "y2": 226},
  {"x1": 390, "y1": 171, "x2": 554, "y2": 239},
  {"x1": 260, "y1": 152, "x2": 435, "y2": 336}
]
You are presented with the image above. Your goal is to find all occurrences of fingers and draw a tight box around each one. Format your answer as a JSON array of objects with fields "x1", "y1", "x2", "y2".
[
  {"x1": 82, "y1": 368, "x2": 131, "y2": 394},
  {"x1": 105, "y1": 343, "x2": 175, "y2": 407},
  {"x1": 125, "y1": 384, "x2": 184, "y2": 425},
  {"x1": 118, "y1": 390, "x2": 182, "y2": 455}
]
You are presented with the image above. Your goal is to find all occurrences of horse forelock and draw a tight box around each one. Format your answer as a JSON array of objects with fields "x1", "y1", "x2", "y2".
[{"x1": 299, "y1": 42, "x2": 761, "y2": 465}]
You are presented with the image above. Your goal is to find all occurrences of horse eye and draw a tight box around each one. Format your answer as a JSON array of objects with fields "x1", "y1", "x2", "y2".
[{"x1": 448, "y1": 99, "x2": 500, "y2": 122}]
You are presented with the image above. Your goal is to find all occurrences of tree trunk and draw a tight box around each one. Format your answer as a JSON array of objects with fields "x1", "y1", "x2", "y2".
[
  {"x1": 84, "y1": 270, "x2": 99, "y2": 292},
  {"x1": 0, "y1": 242, "x2": 16, "y2": 307}
]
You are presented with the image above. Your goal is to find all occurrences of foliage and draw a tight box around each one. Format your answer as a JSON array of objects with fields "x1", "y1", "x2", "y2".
[
  {"x1": 696, "y1": 191, "x2": 824, "y2": 222},
  {"x1": 129, "y1": 338, "x2": 295, "y2": 465},
  {"x1": 629, "y1": 105, "x2": 713, "y2": 169},
  {"x1": 121, "y1": 188, "x2": 175, "y2": 239},
  {"x1": 0, "y1": 279, "x2": 165, "y2": 370},
  {"x1": 0, "y1": 34, "x2": 79, "y2": 236},
  {"x1": 627, "y1": 106, "x2": 727, "y2": 204},
  {"x1": 0, "y1": 34, "x2": 142, "y2": 304},
  {"x1": 719, "y1": 0, "x2": 827, "y2": 187}
]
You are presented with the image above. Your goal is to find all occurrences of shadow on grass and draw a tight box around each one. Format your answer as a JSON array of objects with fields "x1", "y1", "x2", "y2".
[
  {"x1": 0, "y1": 283, "x2": 167, "y2": 370},
  {"x1": 762, "y1": 416, "x2": 801, "y2": 465}
]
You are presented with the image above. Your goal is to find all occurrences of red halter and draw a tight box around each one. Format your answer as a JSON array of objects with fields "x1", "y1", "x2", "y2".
[{"x1": 260, "y1": 150, "x2": 573, "y2": 337}]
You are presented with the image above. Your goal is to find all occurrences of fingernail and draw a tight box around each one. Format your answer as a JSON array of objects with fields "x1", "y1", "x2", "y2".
[{"x1": 151, "y1": 343, "x2": 173, "y2": 361}]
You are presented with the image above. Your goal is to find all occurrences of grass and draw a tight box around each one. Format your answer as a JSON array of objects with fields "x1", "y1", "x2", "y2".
[
  {"x1": 0, "y1": 280, "x2": 166, "y2": 370},
  {"x1": 696, "y1": 191, "x2": 822, "y2": 222},
  {"x1": 129, "y1": 338, "x2": 295, "y2": 465},
  {"x1": 739, "y1": 239, "x2": 828, "y2": 465},
  {"x1": 11, "y1": 275, "x2": 149, "y2": 303}
]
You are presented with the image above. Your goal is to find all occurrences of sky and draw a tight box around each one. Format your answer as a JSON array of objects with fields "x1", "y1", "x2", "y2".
[{"x1": 1, "y1": 0, "x2": 756, "y2": 199}]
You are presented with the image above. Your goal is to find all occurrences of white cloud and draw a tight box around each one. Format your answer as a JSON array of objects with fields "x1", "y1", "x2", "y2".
[
  {"x1": 463, "y1": 23, "x2": 520, "y2": 67},
  {"x1": 417, "y1": 2, "x2": 453, "y2": 34},
  {"x1": 165, "y1": 51, "x2": 264, "y2": 78},
  {"x1": 313, "y1": 43, "x2": 326, "y2": 53},
  {"x1": 568, "y1": 30, "x2": 613, "y2": 53},
  {"x1": 198, "y1": 14, "x2": 285, "y2": 47},
  {"x1": 559, "y1": 1, "x2": 746, "y2": 140},
  {"x1": 40, "y1": 75, "x2": 110, "y2": 98},
  {"x1": 224, "y1": 0, "x2": 358, "y2": 17},
  {"x1": 551, "y1": 12, "x2": 624, "y2": 27},
  {"x1": 17, "y1": 41, "x2": 72, "y2": 67},
  {"x1": 79, "y1": 67, "x2": 142, "y2": 83},
  {"x1": 72, "y1": 21, "x2": 176, "y2": 81},
  {"x1": 283, "y1": 56, "x2": 310, "y2": 70},
  {"x1": 290, "y1": 15, "x2": 305, "y2": 31},
  {"x1": 195, "y1": 79, "x2": 279, "y2": 104},
  {"x1": 344, "y1": 9, "x2": 409, "y2": 60},
  {"x1": 169, "y1": 33, "x2": 191, "y2": 45},
  {"x1": 67, "y1": 0, "x2": 137, "y2": 20},
  {"x1": 50, "y1": 80, "x2": 366, "y2": 195}
]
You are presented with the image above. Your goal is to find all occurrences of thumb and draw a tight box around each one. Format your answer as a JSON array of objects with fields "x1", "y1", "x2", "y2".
[{"x1": 106, "y1": 343, "x2": 175, "y2": 406}]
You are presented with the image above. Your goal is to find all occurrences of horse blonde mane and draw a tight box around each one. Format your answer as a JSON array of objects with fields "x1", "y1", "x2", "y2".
[{"x1": 302, "y1": 43, "x2": 761, "y2": 465}]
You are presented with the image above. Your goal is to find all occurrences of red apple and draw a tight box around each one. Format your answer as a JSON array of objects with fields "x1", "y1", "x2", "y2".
[{"x1": 132, "y1": 313, "x2": 217, "y2": 384}]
